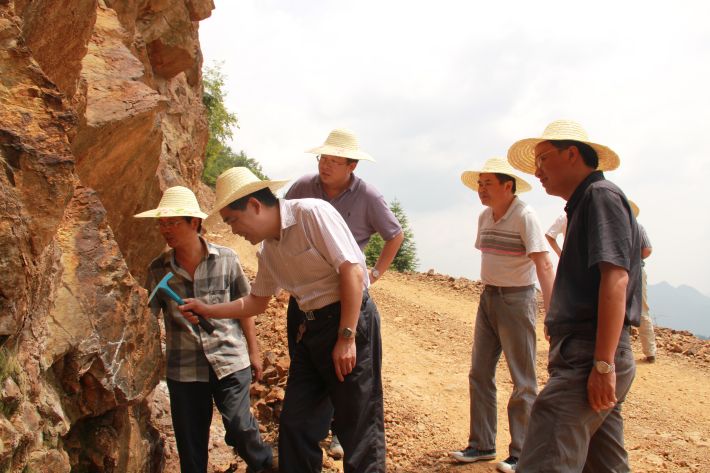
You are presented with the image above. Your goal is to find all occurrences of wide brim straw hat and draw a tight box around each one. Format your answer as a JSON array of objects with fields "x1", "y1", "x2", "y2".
[
  {"x1": 507, "y1": 120, "x2": 620, "y2": 175},
  {"x1": 628, "y1": 199, "x2": 639, "y2": 218},
  {"x1": 209, "y1": 167, "x2": 290, "y2": 216},
  {"x1": 461, "y1": 157, "x2": 532, "y2": 194},
  {"x1": 134, "y1": 186, "x2": 208, "y2": 219},
  {"x1": 305, "y1": 128, "x2": 375, "y2": 162}
]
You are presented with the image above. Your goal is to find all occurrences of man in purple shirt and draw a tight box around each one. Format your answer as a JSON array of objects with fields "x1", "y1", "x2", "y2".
[{"x1": 285, "y1": 128, "x2": 403, "y2": 457}]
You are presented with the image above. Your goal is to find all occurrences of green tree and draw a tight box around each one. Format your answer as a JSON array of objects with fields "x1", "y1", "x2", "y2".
[
  {"x1": 202, "y1": 64, "x2": 267, "y2": 187},
  {"x1": 365, "y1": 199, "x2": 419, "y2": 272}
]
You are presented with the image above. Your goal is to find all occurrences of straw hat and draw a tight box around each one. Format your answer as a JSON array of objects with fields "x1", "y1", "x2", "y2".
[
  {"x1": 461, "y1": 157, "x2": 532, "y2": 194},
  {"x1": 628, "y1": 199, "x2": 639, "y2": 218},
  {"x1": 507, "y1": 120, "x2": 620, "y2": 175},
  {"x1": 305, "y1": 128, "x2": 375, "y2": 162},
  {"x1": 209, "y1": 167, "x2": 290, "y2": 215},
  {"x1": 134, "y1": 186, "x2": 208, "y2": 219}
]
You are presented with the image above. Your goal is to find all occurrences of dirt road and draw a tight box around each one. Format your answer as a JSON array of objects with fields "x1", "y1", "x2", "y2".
[{"x1": 373, "y1": 271, "x2": 710, "y2": 472}]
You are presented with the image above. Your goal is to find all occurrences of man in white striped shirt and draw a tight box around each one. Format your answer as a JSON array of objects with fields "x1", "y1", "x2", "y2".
[{"x1": 180, "y1": 167, "x2": 386, "y2": 473}]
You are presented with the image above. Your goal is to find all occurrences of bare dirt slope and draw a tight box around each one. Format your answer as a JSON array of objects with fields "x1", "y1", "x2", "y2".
[{"x1": 201, "y1": 228, "x2": 710, "y2": 473}]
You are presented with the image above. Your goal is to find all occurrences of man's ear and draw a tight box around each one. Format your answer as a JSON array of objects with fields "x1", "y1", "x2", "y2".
[
  {"x1": 248, "y1": 196, "x2": 262, "y2": 213},
  {"x1": 349, "y1": 161, "x2": 359, "y2": 172}
]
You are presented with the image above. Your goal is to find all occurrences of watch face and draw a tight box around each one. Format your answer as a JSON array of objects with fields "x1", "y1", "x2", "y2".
[
  {"x1": 595, "y1": 361, "x2": 613, "y2": 374},
  {"x1": 340, "y1": 327, "x2": 355, "y2": 339}
]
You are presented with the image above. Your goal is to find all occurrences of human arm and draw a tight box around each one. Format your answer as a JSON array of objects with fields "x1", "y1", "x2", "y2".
[
  {"x1": 529, "y1": 251, "x2": 555, "y2": 311},
  {"x1": 587, "y1": 262, "x2": 629, "y2": 412},
  {"x1": 641, "y1": 247, "x2": 652, "y2": 259},
  {"x1": 545, "y1": 234, "x2": 562, "y2": 257},
  {"x1": 370, "y1": 231, "x2": 404, "y2": 283},
  {"x1": 179, "y1": 293, "x2": 271, "y2": 320},
  {"x1": 332, "y1": 261, "x2": 364, "y2": 382},
  {"x1": 239, "y1": 316, "x2": 263, "y2": 381}
]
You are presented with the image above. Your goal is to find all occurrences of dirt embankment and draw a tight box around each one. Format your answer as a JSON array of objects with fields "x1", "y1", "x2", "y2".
[{"x1": 176, "y1": 229, "x2": 710, "y2": 473}]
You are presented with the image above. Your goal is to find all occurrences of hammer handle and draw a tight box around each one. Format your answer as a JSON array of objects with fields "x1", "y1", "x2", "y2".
[{"x1": 193, "y1": 312, "x2": 216, "y2": 334}]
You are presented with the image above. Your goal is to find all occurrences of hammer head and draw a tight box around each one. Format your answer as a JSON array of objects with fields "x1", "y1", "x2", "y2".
[{"x1": 147, "y1": 272, "x2": 184, "y2": 305}]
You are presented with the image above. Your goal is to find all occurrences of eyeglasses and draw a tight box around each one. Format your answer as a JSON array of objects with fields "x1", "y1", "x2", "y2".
[
  {"x1": 534, "y1": 148, "x2": 559, "y2": 169},
  {"x1": 316, "y1": 155, "x2": 349, "y2": 167},
  {"x1": 156, "y1": 219, "x2": 184, "y2": 229}
]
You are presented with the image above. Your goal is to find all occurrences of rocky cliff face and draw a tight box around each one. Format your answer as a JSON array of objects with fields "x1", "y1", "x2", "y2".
[{"x1": 0, "y1": 0, "x2": 214, "y2": 471}]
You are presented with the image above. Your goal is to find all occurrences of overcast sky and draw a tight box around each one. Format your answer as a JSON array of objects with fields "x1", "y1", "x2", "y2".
[{"x1": 199, "y1": 0, "x2": 710, "y2": 297}]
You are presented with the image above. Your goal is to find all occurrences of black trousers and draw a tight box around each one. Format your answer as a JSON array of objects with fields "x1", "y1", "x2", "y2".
[
  {"x1": 279, "y1": 293, "x2": 386, "y2": 473},
  {"x1": 167, "y1": 366, "x2": 272, "y2": 473}
]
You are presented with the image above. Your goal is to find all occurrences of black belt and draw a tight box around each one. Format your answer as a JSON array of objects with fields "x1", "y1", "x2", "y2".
[
  {"x1": 484, "y1": 284, "x2": 534, "y2": 294},
  {"x1": 547, "y1": 322, "x2": 631, "y2": 338},
  {"x1": 302, "y1": 290, "x2": 370, "y2": 321}
]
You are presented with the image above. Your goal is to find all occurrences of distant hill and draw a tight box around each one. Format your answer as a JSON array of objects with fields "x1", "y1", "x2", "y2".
[{"x1": 648, "y1": 281, "x2": 710, "y2": 338}]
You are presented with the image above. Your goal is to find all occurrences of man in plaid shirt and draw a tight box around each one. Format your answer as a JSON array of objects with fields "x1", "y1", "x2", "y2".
[{"x1": 136, "y1": 186, "x2": 274, "y2": 473}]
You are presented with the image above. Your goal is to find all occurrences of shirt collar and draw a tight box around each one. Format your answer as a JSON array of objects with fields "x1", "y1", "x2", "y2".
[
  {"x1": 278, "y1": 199, "x2": 297, "y2": 236},
  {"x1": 314, "y1": 173, "x2": 360, "y2": 200},
  {"x1": 493, "y1": 195, "x2": 521, "y2": 222},
  {"x1": 565, "y1": 170, "x2": 605, "y2": 216}
]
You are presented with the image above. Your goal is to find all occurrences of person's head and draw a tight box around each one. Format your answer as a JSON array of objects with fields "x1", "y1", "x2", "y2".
[
  {"x1": 507, "y1": 120, "x2": 620, "y2": 199},
  {"x1": 133, "y1": 186, "x2": 207, "y2": 249},
  {"x1": 209, "y1": 167, "x2": 290, "y2": 245},
  {"x1": 317, "y1": 154, "x2": 358, "y2": 188},
  {"x1": 305, "y1": 128, "x2": 375, "y2": 188},
  {"x1": 476, "y1": 173, "x2": 515, "y2": 207},
  {"x1": 461, "y1": 157, "x2": 531, "y2": 209},
  {"x1": 533, "y1": 140, "x2": 598, "y2": 199}
]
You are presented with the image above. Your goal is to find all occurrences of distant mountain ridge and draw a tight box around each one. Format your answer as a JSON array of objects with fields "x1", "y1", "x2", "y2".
[{"x1": 648, "y1": 281, "x2": 710, "y2": 338}]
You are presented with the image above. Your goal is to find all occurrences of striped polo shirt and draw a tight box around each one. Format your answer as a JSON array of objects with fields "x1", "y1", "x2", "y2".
[
  {"x1": 251, "y1": 198, "x2": 368, "y2": 311},
  {"x1": 146, "y1": 239, "x2": 251, "y2": 382},
  {"x1": 475, "y1": 197, "x2": 547, "y2": 287}
]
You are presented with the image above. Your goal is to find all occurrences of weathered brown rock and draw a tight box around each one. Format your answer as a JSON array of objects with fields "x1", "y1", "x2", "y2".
[{"x1": 1, "y1": 0, "x2": 214, "y2": 470}]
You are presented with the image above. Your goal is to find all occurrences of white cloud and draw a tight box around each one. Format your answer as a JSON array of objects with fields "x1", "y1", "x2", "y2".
[{"x1": 200, "y1": 0, "x2": 710, "y2": 295}]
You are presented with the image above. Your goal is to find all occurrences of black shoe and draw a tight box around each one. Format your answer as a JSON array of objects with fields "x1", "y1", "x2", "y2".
[
  {"x1": 449, "y1": 447, "x2": 496, "y2": 463},
  {"x1": 496, "y1": 455, "x2": 518, "y2": 472}
]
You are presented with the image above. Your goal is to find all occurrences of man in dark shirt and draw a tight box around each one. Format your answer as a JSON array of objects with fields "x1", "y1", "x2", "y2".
[{"x1": 507, "y1": 120, "x2": 641, "y2": 472}]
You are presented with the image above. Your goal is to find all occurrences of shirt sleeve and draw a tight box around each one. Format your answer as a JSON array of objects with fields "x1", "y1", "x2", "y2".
[
  {"x1": 229, "y1": 253, "x2": 251, "y2": 300},
  {"x1": 251, "y1": 245, "x2": 282, "y2": 297},
  {"x1": 367, "y1": 192, "x2": 403, "y2": 241},
  {"x1": 546, "y1": 214, "x2": 567, "y2": 238},
  {"x1": 521, "y1": 208, "x2": 549, "y2": 256},
  {"x1": 302, "y1": 203, "x2": 365, "y2": 272},
  {"x1": 638, "y1": 223, "x2": 652, "y2": 249},
  {"x1": 587, "y1": 188, "x2": 634, "y2": 271}
]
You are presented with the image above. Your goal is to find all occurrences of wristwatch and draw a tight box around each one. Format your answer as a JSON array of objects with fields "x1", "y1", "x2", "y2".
[
  {"x1": 339, "y1": 327, "x2": 355, "y2": 339},
  {"x1": 371, "y1": 268, "x2": 381, "y2": 279},
  {"x1": 594, "y1": 360, "x2": 615, "y2": 374}
]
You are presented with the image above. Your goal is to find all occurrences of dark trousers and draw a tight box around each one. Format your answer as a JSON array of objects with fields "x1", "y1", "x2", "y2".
[
  {"x1": 279, "y1": 293, "x2": 386, "y2": 473},
  {"x1": 167, "y1": 366, "x2": 272, "y2": 473}
]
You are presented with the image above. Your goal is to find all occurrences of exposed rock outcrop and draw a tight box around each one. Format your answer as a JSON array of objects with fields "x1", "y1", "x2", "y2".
[{"x1": 0, "y1": 0, "x2": 214, "y2": 471}]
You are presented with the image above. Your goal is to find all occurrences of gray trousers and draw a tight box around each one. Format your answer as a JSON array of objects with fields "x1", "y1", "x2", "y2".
[
  {"x1": 517, "y1": 330, "x2": 636, "y2": 473},
  {"x1": 468, "y1": 285, "x2": 538, "y2": 457}
]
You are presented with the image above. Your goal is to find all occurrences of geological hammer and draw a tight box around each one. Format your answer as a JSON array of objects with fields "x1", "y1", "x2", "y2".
[{"x1": 147, "y1": 272, "x2": 216, "y2": 334}]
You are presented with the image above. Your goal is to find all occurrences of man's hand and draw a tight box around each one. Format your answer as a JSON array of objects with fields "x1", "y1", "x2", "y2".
[
  {"x1": 179, "y1": 298, "x2": 210, "y2": 325},
  {"x1": 368, "y1": 269, "x2": 380, "y2": 284},
  {"x1": 249, "y1": 349, "x2": 264, "y2": 382},
  {"x1": 332, "y1": 338, "x2": 356, "y2": 382},
  {"x1": 587, "y1": 369, "x2": 617, "y2": 412}
]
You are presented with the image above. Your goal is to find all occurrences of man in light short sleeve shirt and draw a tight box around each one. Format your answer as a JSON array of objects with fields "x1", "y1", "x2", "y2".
[
  {"x1": 450, "y1": 158, "x2": 554, "y2": 473},
  {"x1": 180, "y1": 167, "x2": 386, "y2": 473}
]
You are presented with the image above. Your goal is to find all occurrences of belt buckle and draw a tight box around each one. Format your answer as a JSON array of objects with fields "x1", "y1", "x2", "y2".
[{"x1": 304, "y1": 311, "x2": 315, "y2": 321}]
